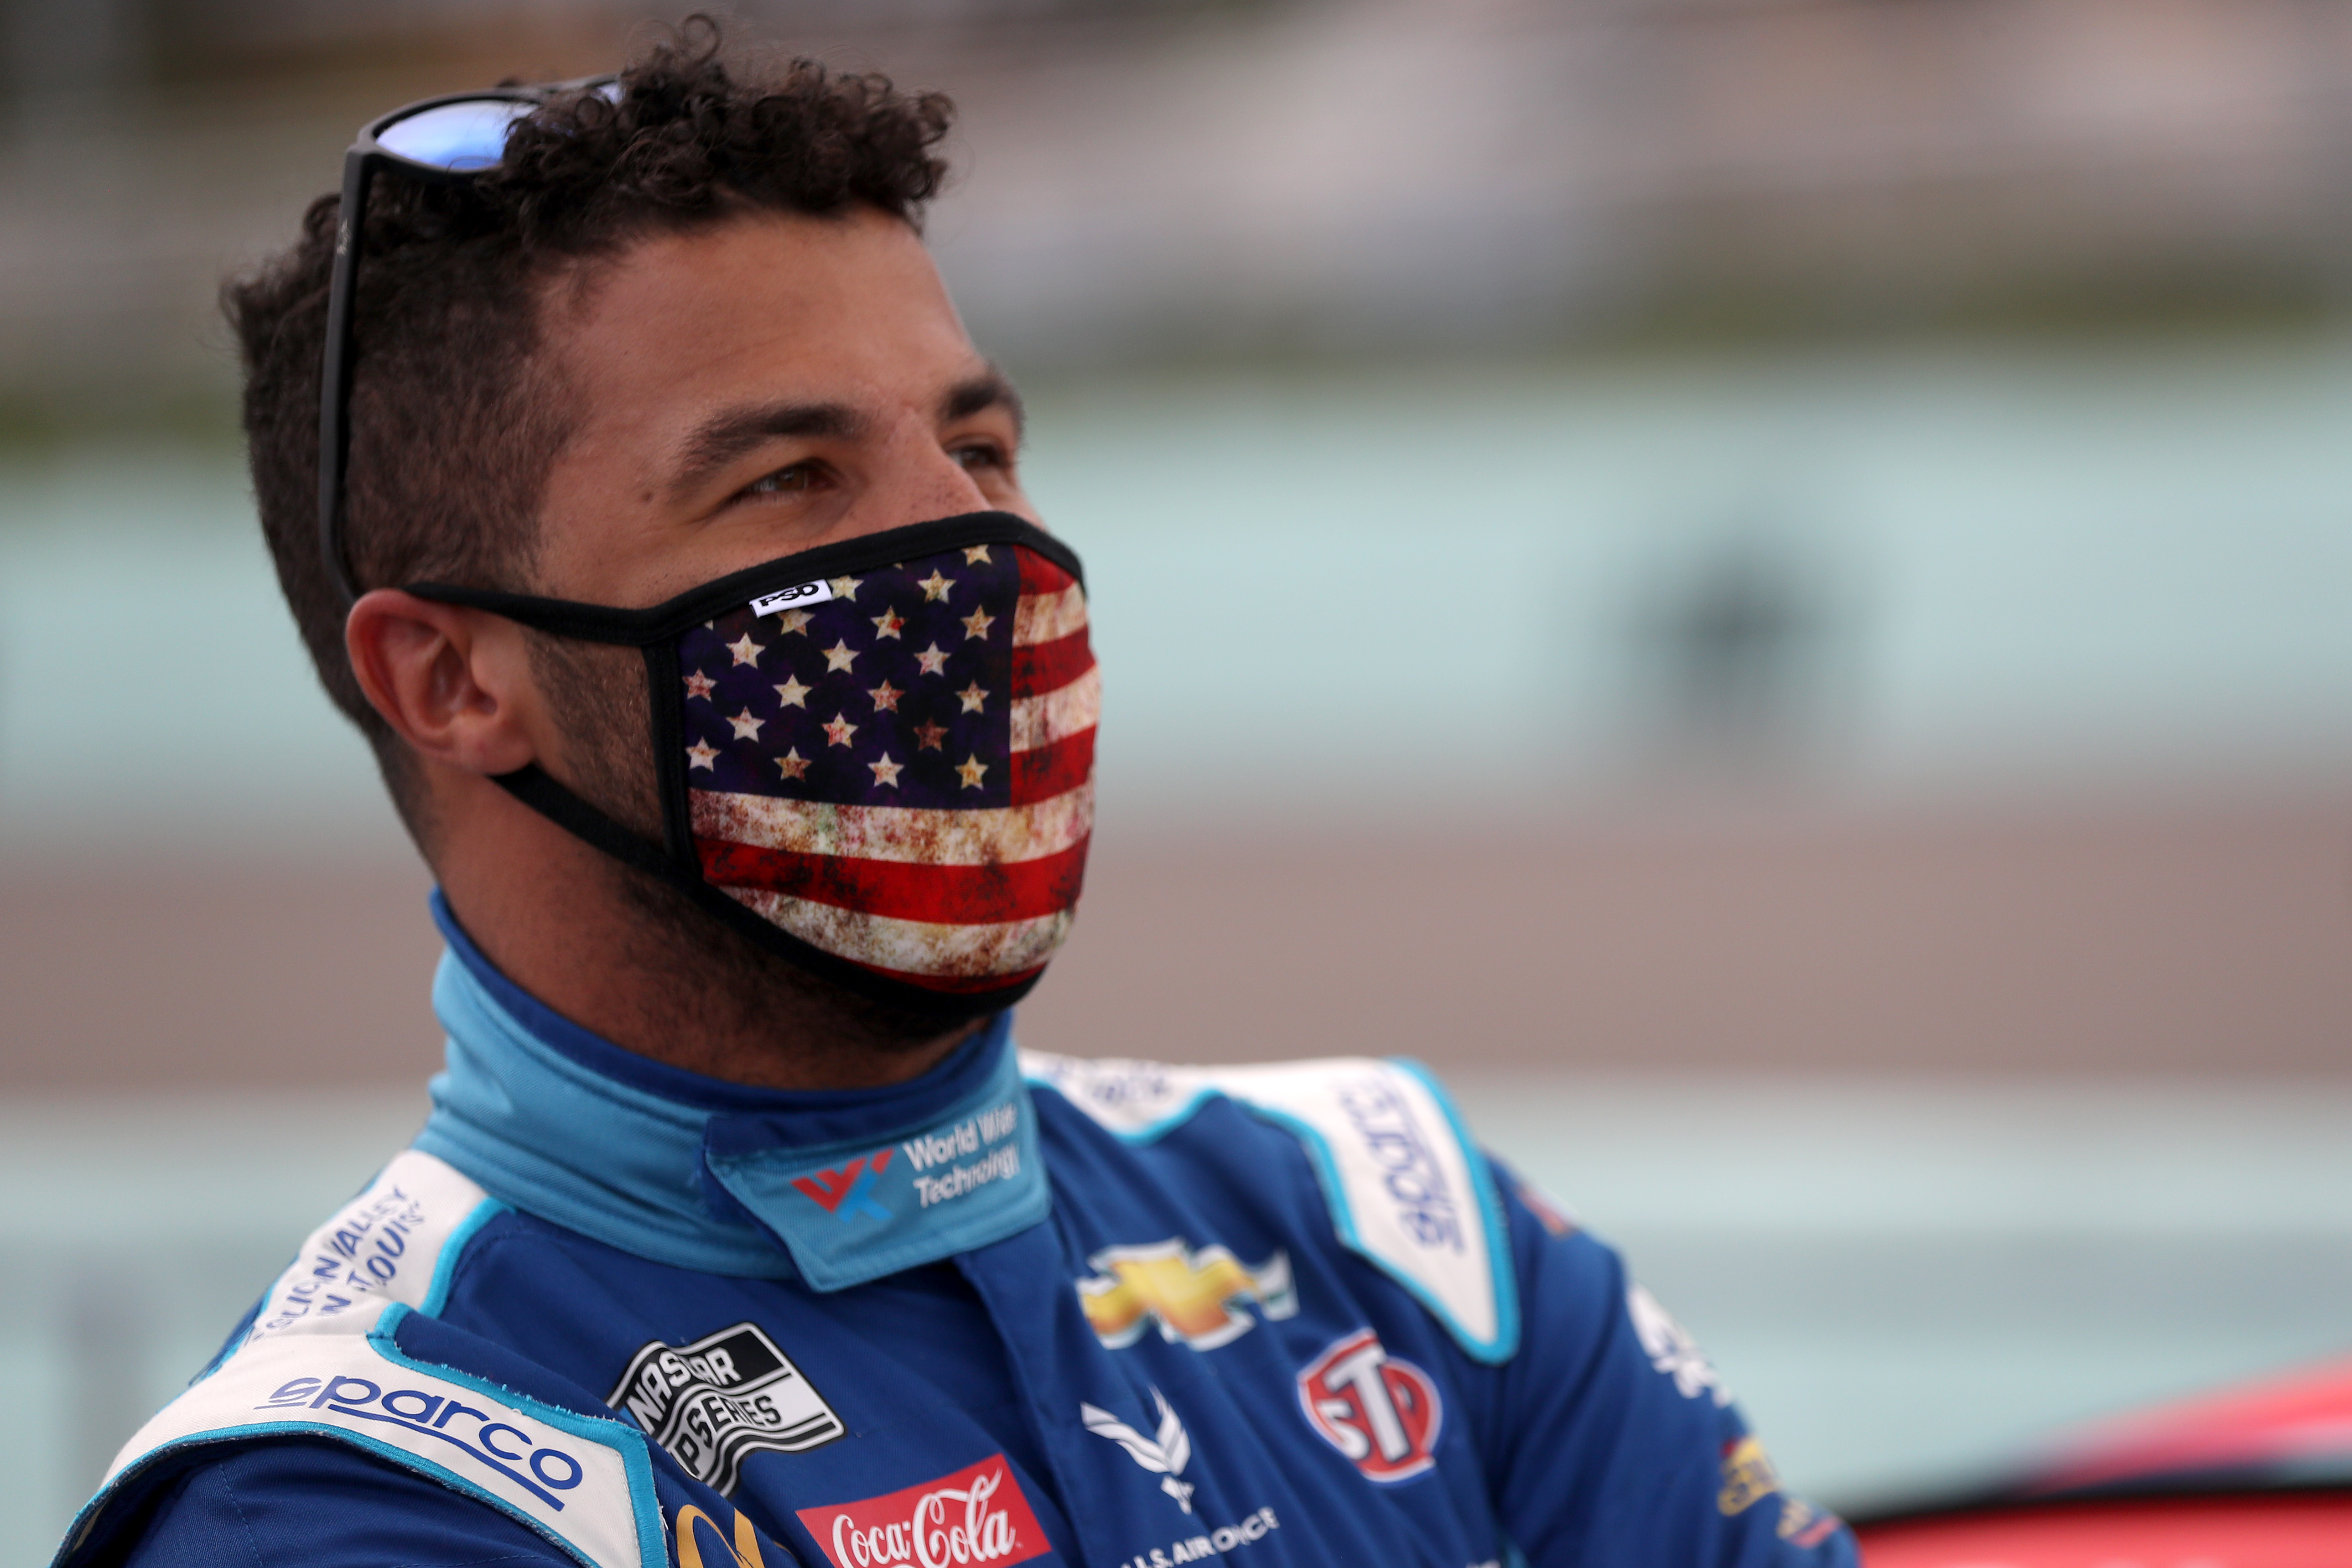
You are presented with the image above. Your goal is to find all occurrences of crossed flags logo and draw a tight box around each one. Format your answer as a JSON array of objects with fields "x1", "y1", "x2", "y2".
[{"x1": 1080, "y1": 1388, "x2": 1195, "y2": 1514}]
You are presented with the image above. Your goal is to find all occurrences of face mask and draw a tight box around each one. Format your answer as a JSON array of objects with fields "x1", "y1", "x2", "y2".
[{"x1": 410, "y1": 513, "x2": 1095, "y2": 1017}]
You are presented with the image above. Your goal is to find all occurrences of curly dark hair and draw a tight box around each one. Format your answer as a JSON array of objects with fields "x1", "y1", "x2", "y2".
[{"x1": 224, "y1": 17, "x2": 954, "y2": 841}]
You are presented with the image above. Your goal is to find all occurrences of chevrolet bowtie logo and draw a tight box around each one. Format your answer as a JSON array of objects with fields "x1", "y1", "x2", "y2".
[{"x1": 1076, "y1": 1239, "x2": 1297, "y2": 1351}]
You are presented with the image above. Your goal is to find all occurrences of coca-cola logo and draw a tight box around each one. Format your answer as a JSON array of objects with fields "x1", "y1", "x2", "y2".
[{"x1": 797, "y1": 1454, "x2": 1050, "y2": 1568}]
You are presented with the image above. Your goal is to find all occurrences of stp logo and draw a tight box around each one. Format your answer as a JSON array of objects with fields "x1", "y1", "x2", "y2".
[
  {"x1": 796, "y1": 1453, "x2": 1049, "y2": 1568},
  {"x1": 1295, "y1": 1329, "x2": 1443, "y2": 1482}
]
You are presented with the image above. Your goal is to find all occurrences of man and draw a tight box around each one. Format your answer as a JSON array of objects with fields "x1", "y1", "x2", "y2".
[{"x1": 57, "y1": 25, "x2": 1854, "y2": 1568}]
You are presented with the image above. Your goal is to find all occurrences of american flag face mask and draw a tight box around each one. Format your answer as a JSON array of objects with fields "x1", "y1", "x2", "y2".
[{"x1": 410, "y1": 513, "x2": 1095, "y2": 1017}]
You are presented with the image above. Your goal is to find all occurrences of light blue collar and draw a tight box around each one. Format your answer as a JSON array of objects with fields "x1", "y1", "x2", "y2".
[{"x1": 412, "y1": 896, "x2": 1049, "y2": 1289}]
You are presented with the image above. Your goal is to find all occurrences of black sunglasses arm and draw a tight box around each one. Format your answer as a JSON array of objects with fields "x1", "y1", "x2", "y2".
[{"x1": 314, "y1": 74, "x2": 618, "y2": 612}]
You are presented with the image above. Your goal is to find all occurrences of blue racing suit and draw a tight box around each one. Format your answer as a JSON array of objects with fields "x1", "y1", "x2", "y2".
[{"x1": 57, "y1": 898, "x2": 1854, "y2": 1568}]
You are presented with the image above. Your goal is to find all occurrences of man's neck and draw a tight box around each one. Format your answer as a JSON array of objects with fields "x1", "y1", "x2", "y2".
[{"x1": 435, "y1": 813, "x2": 977, "y2": 1091}]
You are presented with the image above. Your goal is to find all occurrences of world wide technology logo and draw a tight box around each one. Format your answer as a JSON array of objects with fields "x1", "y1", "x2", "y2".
[
  {"x1": 793, "y1": 1150, "x2": 895, "y2": 1223},
  {"x1": 789, "y1": 1101, "x2": 1024, "y2": 1226}
]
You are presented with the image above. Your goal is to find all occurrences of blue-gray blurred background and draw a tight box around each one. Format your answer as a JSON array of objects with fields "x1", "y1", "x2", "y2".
[{"x1": 6, "y1": 0, "x2": 2352, "y2": 1555}]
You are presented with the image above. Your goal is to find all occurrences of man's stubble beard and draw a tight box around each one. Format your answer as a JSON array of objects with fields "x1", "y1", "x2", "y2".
[{"x1": 524, "y1": 632, "x2": 969, "y2": 1074}]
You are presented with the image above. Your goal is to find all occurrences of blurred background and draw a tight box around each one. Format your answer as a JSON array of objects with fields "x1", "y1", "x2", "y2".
[{"x1": 6, "y1": 0, "x2": 2352, "y2": 1553}]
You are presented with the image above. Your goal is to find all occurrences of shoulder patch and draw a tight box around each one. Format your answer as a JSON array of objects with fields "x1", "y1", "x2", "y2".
[
  {"x1": 1024, "y1": 1051, "x2": 1519, "y2": 1363},
  {"x1": 57, "y1": 1306, "x2": 664, "y2": 1568},
  {"x1": 242, "y1": 1148, "x2": 503, "y2": 1345},
  {"x1": 50, "y1": 1153, "x2": 577, "y2": 1568}
]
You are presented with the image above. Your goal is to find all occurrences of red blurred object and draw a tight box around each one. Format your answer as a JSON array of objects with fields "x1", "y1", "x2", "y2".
[
  {"x1": 1852, "y1": 1357, "x2": 2352, "y2": 1565},
  {"x1": 1860, "y1": 1494, "x2": 2352, "y2": 1568},
  {"x1": 2024, "y1": 1356, "x2": 2352, "y2": 1493}
]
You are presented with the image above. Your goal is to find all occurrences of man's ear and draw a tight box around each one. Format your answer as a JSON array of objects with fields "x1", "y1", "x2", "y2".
[{"x1": 346, "y1": 590, "x2": 541, "y2": 778}]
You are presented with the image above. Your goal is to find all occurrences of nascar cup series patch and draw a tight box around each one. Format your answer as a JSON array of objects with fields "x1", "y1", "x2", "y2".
[{"x1": 607, "y1": 1321, "x2": 844, "y2": 1495}]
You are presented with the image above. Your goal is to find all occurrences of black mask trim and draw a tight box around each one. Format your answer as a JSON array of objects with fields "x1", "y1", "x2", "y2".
[{"x1": 411, "y1": 514, "x2": 1079, "y2": 647}]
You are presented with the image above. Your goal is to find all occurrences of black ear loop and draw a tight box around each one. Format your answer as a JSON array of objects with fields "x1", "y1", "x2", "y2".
[
  {"x1": 407, "y1": 647, "x2": 974, "y2": 1014},
  {"x1": 403, "y1": 603, "x2": 700, "y2": 883}
]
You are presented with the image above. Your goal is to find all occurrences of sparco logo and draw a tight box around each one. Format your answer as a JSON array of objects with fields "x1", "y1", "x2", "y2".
[
  {"x1": 255, "y1": 1373, "x2": 585, "y2": 1508},
  {"x1": 607, "y1": 1322, "x2": 843, "y2": 1494},
  {"x1": 1296, "y1": 1328, "x2": 1443, "y2": 1482},
  {"x1": 1334, "y1": 1078, "x2": 1461, "y2": 1253},
  {"x1": 795, "y1": 1453, "x2": 1049, "y2": 1568}
]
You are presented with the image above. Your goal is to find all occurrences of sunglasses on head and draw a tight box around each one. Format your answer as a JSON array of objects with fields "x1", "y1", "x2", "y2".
[{"x1": 318, "y1": 76, "x2": 621, "y2": 609}]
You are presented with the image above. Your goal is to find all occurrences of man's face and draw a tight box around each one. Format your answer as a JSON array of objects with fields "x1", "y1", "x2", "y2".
[
  {"x1": 502, "y1": 204, "x2": 1036, "y2": 851},
  {"x1": 530, "y1": 206, "x2": 1035, "y2": 606}
]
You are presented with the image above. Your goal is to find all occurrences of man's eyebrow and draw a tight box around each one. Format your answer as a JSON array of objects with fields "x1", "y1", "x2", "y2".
[
  {"x1": 941, "y1": 369, "x2": 1025, "y2": 439},
  {"x1": 669, "y1": 400, "x2": 862, "y2": 495}
]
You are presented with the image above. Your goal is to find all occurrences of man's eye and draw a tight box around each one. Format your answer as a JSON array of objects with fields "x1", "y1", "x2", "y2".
[
  {"x1": 740, "y1": 463, "x2": 817, "y2": 498},
  {"x1": 952, "y1": 443, "x2": 1007, "y2": 472}
]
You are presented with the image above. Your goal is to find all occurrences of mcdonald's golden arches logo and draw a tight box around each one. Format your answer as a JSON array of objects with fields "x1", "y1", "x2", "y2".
[{"x1": 674, "y1": 1503, "x2": 771, "y2": 1568}]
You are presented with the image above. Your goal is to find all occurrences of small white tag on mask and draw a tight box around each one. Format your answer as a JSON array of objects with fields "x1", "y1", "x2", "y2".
[{"x1": 749, "y1": 580, "x2": 835, "y2": 616}]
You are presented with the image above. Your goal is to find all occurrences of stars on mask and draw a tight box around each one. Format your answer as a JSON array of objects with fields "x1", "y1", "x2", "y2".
[{"x1": 679, "y1": 547, "x2": 1042, "y2": 809}]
